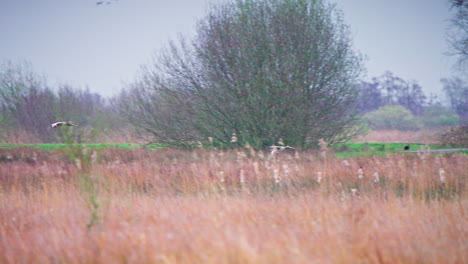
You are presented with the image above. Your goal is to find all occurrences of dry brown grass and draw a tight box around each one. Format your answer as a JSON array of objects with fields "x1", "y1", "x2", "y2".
[
  {"x1": 354, "y1": 129, "x2": 444, "y2": 144},
  {"x1": 0, "y1": 147, "x2": 466, "y2": 264}
]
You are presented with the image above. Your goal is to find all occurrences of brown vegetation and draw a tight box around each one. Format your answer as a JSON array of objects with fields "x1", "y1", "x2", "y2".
[
  {"x1": 437, "y1": 126, "x2": 468, "y2": 148},
  {"x1": 354, "y1": 128, "x2": 445, "y2": 144},
  {"x1": 0, "y1": 147, "x2": 466, "y2": 263}
]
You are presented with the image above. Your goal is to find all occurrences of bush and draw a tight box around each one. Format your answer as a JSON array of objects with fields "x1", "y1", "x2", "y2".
[
  {"x1": 364, "y1": 105, "x2": 420, "y2": 131},
  {"x1": 420, "y1": 105, "x2": 459, "y2": 128},
  {"x1": 437, "y1": 126, "x2": 468, "y2": 147}
]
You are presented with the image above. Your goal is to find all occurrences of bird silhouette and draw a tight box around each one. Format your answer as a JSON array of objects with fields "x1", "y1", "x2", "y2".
[
  {"x1": 268, "y1": 145, "x2": 295, "y2": 156},
  {"x1": 96, "y1": 0, "x2": 117, "y2": 5},
  {"x1": 268, "y1": 146, "x2": 295, "y2": 151},
  {"x1": 51, "y1": 121, "x2": 76, "y2": 128}
]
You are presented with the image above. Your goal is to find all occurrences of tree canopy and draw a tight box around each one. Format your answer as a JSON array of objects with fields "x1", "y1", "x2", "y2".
[
  {"x1": 447, "y1": 0, "x2": 468, "y2": 72},
  {"x1": 122, "y1": 0, "x2": 364, "y2": 149}
]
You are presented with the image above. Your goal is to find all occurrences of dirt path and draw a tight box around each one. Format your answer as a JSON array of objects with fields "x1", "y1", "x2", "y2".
[{"x1": 402, "y1": 148, "x2": 468, "y2": 153}]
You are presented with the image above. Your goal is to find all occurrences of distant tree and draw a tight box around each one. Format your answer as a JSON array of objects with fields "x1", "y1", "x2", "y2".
[
  {"x1": 0, "y1": 61, "x2": 57, "y2": 141},
  {"x1": 441, "y1": 76, "x2": 468, "y2": 124},
  {"x1": 364, "y1": 105, "x2": 420, "y2": 131},
  {"x1": 0, "y1": 60, "x2": 114, "y2": 143},
  {"x1": 123, "y1": 0, "x2": 364, "y2": 149},
  {"x1": 55, "y1": 85, "x2": 106, "y2": 127},
  {"x1": 378, "y1": 72, "x2": 427, "y2": 115},
  {"x1": 426, "y1": 93, "x2": 441, "y2": 106},
  {"x1": 54, "y1": 84, "x2": 113, "y2": 143},
  {"x1": 357, "y1": 72, "x2": 427, "y2": 116},
  {"x1": 446, "y1": 0, "x2": 468, "y2": 72},
  {"x1": 356, "y1": 79, "x2": 383, "y2": 114},
  {"x1": 421, "y1": 104, "x2": 459, "y2": 127},
  {"x1": 15, "y1": 87, "x2": 58, "y2": 142},
  {"x1": 0, "y1": 61, "x2": 43, "y2": 124}
]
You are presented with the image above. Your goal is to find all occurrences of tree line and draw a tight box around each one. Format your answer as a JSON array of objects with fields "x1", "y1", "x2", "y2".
[
  {"x1": 356, "y1": 71, "x2": 466, "y2": 130},
  {"x1": 1, "y1": 0, "x2": 466, "y2": 147},
  {"x1": 0, "y1": 61, "x2": 124, "y2": 143}
]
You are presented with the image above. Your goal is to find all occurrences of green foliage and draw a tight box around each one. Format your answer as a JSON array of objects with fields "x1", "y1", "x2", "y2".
[
  {"x1": 0, "y1": 113, "x2": 6, "y2": 139},
  {"x1": 330, "y1": 142, "x2": 462, "y2": 158},
  {"x1": 332, "y1": 142, "x2": 411, "y2": 152},
  {"x1": 123, "y1": 0, "x2": 364, "y2": 149},
  {"x1": 364, "y1": 105, "x2": 420, "y2": 131},
  {"x1": 420, "y1": 105, "x2": 460, "y2": 127},
  {"x1": 0, "y1": 143, "x2": 144, "y2": 150},
  {"x1": 332, "y1": 142, "x2": 408, "y2": 158},
  {"x1": 441, "y1": 77, "x2": 467, "y2": 124}
]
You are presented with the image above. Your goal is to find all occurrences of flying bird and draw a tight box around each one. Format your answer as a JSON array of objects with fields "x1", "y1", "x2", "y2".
[
  {"x1": 268, "y1": 146, "x2": 295, "y2": 151},
  {"x1": 269, "y1": 145, "x2": 295, "y2": 156},
  {"x1": 96, "y1": 0, "x2": 118, "y2": 5},
  {"x1": 51, "y1": 121, "x2": 76, "y2": 128}
]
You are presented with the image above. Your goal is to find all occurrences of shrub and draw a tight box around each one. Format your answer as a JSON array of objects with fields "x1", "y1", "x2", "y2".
[
  {"x1": 437, "y1": 126, "x2": 468, "y2": 147},
  {"x1": 364, "y1": 105, "x2": 420, "y2": 131},
  {"x1": 420, "y1": 105, "x2": 459, "y2": 128}
]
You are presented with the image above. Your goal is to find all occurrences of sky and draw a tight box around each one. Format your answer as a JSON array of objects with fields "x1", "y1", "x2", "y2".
[{"x1": 0, "y1": 0, "x2": 459, "y2": 98}]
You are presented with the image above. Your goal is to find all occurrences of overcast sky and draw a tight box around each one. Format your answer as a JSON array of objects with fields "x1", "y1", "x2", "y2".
[{"x1": 0, "y1": 0, "x2": 458, "y2": 97}]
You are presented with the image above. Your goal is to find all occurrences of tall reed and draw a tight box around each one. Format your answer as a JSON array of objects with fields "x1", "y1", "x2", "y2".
[{"x1": 0, "y1": 147, "x2": 466, "y2": 263}]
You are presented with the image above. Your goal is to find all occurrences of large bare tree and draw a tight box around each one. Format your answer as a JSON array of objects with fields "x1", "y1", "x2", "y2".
[
  {"x1": 124, "y1": 0, "x2": 364, "y2": 149},
  {"x1": 447, "y1": 0, "x2": 468, "y2": 72}
]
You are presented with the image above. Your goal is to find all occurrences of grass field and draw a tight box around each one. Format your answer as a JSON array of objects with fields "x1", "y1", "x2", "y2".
[
  {"x1": 1, "y1": 142, "x2": 461, "y2": 158},
  {"x1": 0, "y1": 143, "x2": 143, "y2": 150},
  {"x1": 0, "y1": 145, "x2": 466, "y2": 263}
]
